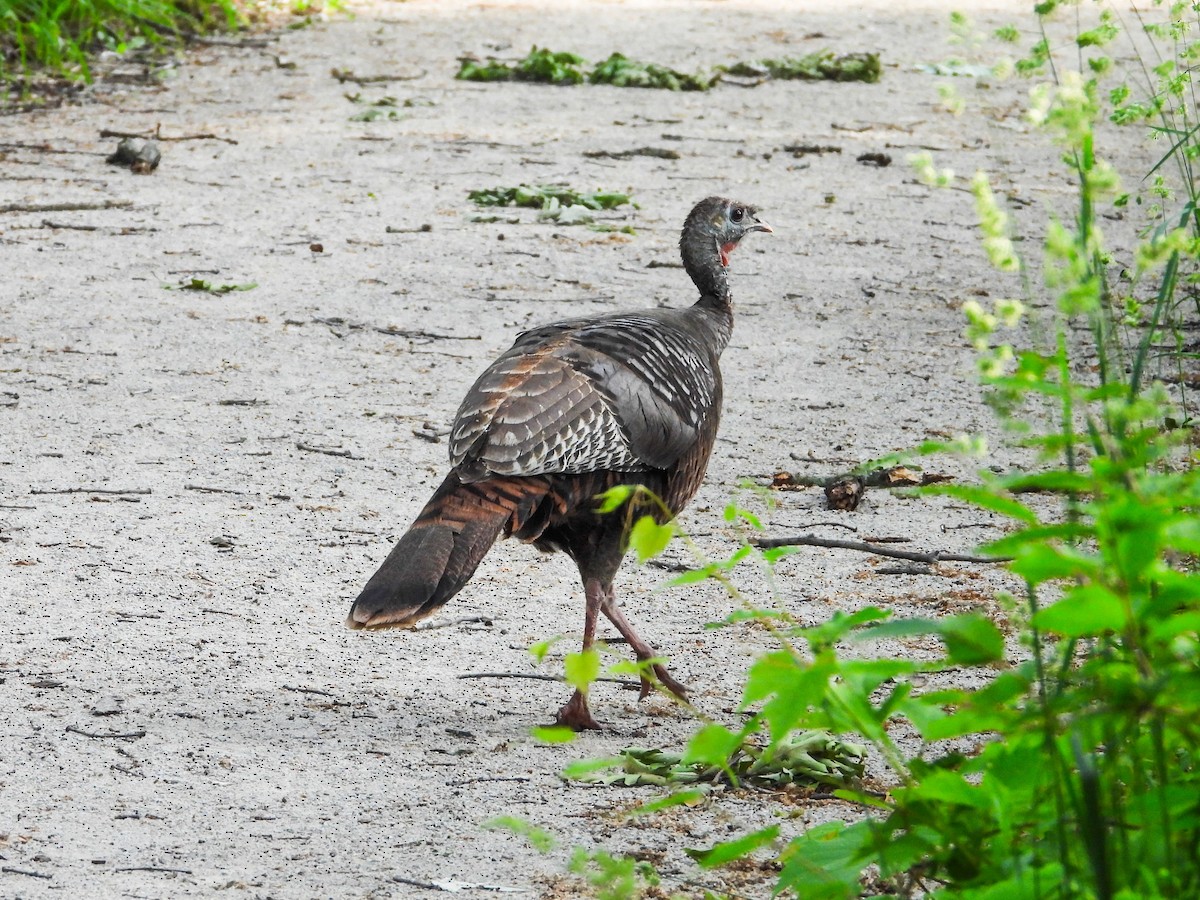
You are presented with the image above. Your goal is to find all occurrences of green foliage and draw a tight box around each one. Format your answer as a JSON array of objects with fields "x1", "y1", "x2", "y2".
[
  {"x1": 457, "y1": 45, "x2": 882, "y2": 91},
  {"x1": 589, "y1": 52, "x2": 717, "y2": 91},
  {"x1": 483, "y1": 815, "x2": 557, "y2": 853},
  {"x1": 163, "y1": 278, "x2": 257, "y2": 294},
  {"x1": 722, "y1": 51, "x2": 880, "y2": 84},
  {"x1": 686, "y1": 825, "x2": 778, "y2": 868},
  {"x1": 531, "y1": 725, "x2": 576, "y2": 745},
  {"x1": 468, "y1": 184, "x2": 633, "y2": 212},
  {"x1": 457, "y1": 46, "x2": 586, "y2": 85},
  {"x1": 563, "y1": 648, "x2": 600, "y2": 692},
  {"x1": 568, "y1": 847, "x2": 660, "y2": 900},
  {"x1": 571, "y1": 729, "x2": 867, "y2": 790},
  {"x1": 627, "y1": 515, "x2": 676, "y2": 563},
  {"x1": 747, "y1": 6, "x2": 1200, "y2": 896},
  {"x1": 0, "y1": 0, "x2": 241, "y2": 85}
]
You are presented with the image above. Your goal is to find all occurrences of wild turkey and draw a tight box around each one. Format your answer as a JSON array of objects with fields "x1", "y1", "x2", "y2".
[{"x1": 347, "y1": 196, "x2": 772, "y2": 729}]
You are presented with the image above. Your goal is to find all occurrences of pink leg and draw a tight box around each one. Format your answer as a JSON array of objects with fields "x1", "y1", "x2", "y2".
[
  {"x1": 555, "y1": 578, "x2": 603, "y2": 731},
  {"x1": 600, "y1": 587, "x2": 687, "y2": 701}
]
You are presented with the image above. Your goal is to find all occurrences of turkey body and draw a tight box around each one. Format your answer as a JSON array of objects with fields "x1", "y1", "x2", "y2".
[{"x1": 347, "y1": 197, "x2": 771, "y2": 729}]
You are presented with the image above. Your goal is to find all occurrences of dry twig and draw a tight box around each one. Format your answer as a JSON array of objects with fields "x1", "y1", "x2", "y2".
[{"x1": 753, "y1": 532, "x2": 1009, "y2": 565}]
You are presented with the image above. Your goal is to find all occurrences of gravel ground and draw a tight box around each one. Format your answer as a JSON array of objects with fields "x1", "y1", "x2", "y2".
[{"x1": 1, "y1": 1, "x2": 1151, "y2": 897}]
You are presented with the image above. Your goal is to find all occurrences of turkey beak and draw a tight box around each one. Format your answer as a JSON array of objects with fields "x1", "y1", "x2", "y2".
[{"x1": 748, "y1": 215, "x2": 773, "y2": 234}]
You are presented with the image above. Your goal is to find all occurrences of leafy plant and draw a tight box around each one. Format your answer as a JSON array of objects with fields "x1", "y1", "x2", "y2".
[
  {"x1": 456, "y1": 46, "x2": 586, "y2": 85},
  {"x1": 468, "y1": 184, "x2": 633, "y2": 211},
  {"x1": 588, "y1": 52, "x2": 717, "y2": 91},
  {"x1": 164, "y1": 278, "x2": 257, "y2": 294},
  {"x1": 683, "y1": 7, "x2": 1200, "y2": 897},
  {"x1": 571, "y1": 729, "x2": 867, "y2": 789},
  {"x1": 721, "y1": 51, "x2": 881, "y2": 84},
  {"x1": 1, "y1": 0, "x2": 241, "y2": 86},
  {"x1": 568, "y1": 848, "x2": 661, "y2": 900},
  {"x1": 467, "y1": 184, "x2": 635, "y2": 226},
  {"x1": 456, "y1": 45, "x2": 883, "y2": 91}
]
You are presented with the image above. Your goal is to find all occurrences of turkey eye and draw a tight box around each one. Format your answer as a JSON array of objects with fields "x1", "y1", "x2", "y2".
[{"x1": 731, "y1": 207, "x2": 745, "y2": 223}]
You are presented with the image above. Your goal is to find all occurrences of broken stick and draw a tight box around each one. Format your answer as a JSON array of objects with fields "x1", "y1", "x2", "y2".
[{"x1": 752, "y1": 533, "x2": 1009, "y2": 565}]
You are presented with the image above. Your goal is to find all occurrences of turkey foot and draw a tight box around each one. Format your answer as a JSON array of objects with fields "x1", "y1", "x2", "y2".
[
  {"x1": 555, "y1": 690, "x2": 602, "y2": 731},
  {"x1": 600, "y1": 590, "x2": 688, "y2": 701},
  {"x1": 640, "y1": 663, "x2": 687, "y2": 702}
]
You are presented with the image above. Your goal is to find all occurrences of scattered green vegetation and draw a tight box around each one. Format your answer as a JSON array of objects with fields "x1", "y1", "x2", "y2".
[
  {"x1": 164, "y1": 278, "x2": 257, "y2": 294},
  {"x1": 721, "y1": 51, "x2": 881, "y2": 84},
  {"x1": 468, "y1": 184, "x2": 634, "y2": 227},
  {"x1": 687, "y1": 5, "x2": 1198, "y2": 896},
  {"x1": 457, "y1": 46, "x2": 586, "y2": 85},
  {"x1": 348, "y1": 106, "x2": 401, "y2": 122},
  {"x1": 456, "y1": 45, "x2": 882, "y2": 90},
  {"x1": 468, "y1": 185, "x2": 633, "y2": 211},
  {"x1": 571, "y1": 730, "x2": 866, "y2": 790},
  {"x1": 486, "y1": 818, "x2": 661, "y2": 900},
  {"x1": 567, "y1": 848, "x2": 662, "y2": 900},
  {"x1": 588, "y1": 52, "x2": 717, "y2": 91},
  {"x1": 1, "y1": 0, "x2": 242, "y2": 86}
]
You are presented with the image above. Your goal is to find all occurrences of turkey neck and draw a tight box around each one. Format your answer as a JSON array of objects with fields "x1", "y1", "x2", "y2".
[{"x1": 680, "y1": 230, "x2": 734, "y2": 353}]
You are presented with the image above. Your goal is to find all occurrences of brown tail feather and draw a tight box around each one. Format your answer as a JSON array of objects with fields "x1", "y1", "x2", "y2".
[{"x1": 346, "y1": 471, "x2": 549, "y2": 629}]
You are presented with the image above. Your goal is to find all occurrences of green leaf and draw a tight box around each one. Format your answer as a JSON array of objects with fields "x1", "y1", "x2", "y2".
[
  {"x1": 594, "y1": 484, "x2": 634, "y2": 513},
  {"x1": 1032, "y1": 584, "x2": 1128, "y2": 637},
  {"x1": 802, "y1": 607, "x2": 892, "y2": 652},
  {"x1": 1000, "y1": 470, "x2": 1092, "y2": 494},
  {"x1": 938, "y1": 613, "x2": 1005, "y2": 665},
  {"x1": 1009, "y1": 542, "x2": 1100, "y2": 584},
  {"x1": 898, "y1": 768, "x2": 990, "y2": 809},
  {"x1": 561, "y1": 757, "x2": 625, "y2": 780},
  {"x1": 531, "y1": 725, "x2": 576, "y2": 744},
  {"x1": 682, "y1": 724, "x2": 744, "y2": 767},
  {"x1": 857, "y1": 617, "x2": 943, "y2": 642},
  {"x1": 665, "y1": 564, "x2": 720, "y2": 587},
  {"x1": 563, "y1": 648, "x2": 600, "y2": 691},
  {"x1": 527, "y1": 635, "x2": 563, "y2": 663},
  {"x1": 626, "y1": 789, "x2": 708, "y2": 816},
  {"x1": 1165, "y1": 516, "x2": 1200, "y2": 554},
  {"x1": 686, "y1": 825, "x2": 779, "y2": 868},
  {"x1": 483, "y1": 815, "x2": 557, "y2": 853},
  {"x1": 924, "y1": 483, "x2": 1039, "y2": 524},
  {"x1": 628, "y1": 515, "x2": 675, "y2": 562},
  {"x1": 777, "y1": 821, "x2": 872, "y2": 898}
]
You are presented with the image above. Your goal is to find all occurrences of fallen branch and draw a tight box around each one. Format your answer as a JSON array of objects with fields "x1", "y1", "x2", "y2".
[
  {"x1": 0, "y1": 200, "x2": 133, "y2": 214},
  {"x1": 311, "y1": 315, "x2": 479, "y2": 342},
  {"x1": 459, "y1": 672, "x2": 640, "y2": 687},
  {"x1": 100, "y1": 126, "x2": 237, "y2": 145},
  {"x1": 445, "y1": 775, "x2": 531, "y2": 786},
  {"x1": 31, "y1": 487, "x2": 150, "y2": 496},
  {"x1": 65, "y1": 725, "x2": 146, "y2": 739},
  {"x1": 1, "y1": 867, "x2": 52, "y2": 880},
  {"x1": 184, "y1": 484, "x2": 247, "y2": 495},
  {"x1": 583, "y1": 146, "x2": 680, "y2": 160},
  {"x1": 114, "y1": 866, "x2": 193, "y2": 874},
  {"x1": 41, "y1": 220, "x2": 98, "y2": 231},
  {"x1": 282, "y1": 685, "x2": 338, "y2": 697},
  {"x1": 296, "y1": 441, "x2": 361, "y2": 459},
  {"x1": 752, "y1": 533, "x2": 1010, "y2": 565}
]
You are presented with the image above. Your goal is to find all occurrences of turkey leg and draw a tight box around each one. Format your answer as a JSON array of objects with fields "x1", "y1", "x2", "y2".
[
  {"x1": 554, "y1": 578, "x2": 604, "y2": 731},
  {"x1": 600, "y1": 587, "x2": 688, "y2": 700}
]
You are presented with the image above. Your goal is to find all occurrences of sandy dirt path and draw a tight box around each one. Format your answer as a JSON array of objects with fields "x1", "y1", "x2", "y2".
[{"x1": 1, "y1": 1, "x2": 1145, "y2": 896}]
